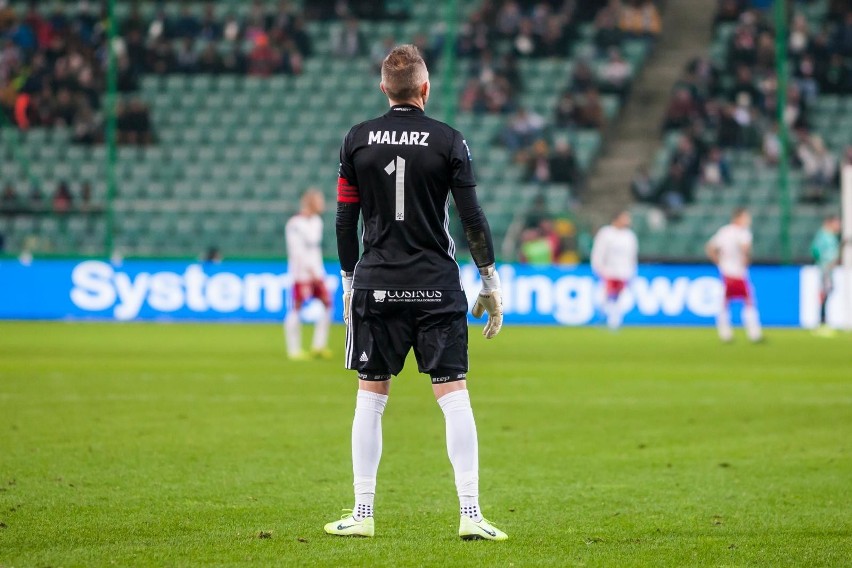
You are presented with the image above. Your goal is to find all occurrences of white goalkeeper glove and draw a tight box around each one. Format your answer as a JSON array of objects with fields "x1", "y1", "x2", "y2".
[
  {"x1": 471, "y1": 264, "x2": 503, "y2": 339},
  {"x1": 341, "y1": 271, "x2": 353, "y2": 326}
]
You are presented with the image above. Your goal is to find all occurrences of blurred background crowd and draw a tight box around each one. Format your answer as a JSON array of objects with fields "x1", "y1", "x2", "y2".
[{"x1": 0, "y1": 0, "x2": 849, "y2": 264}]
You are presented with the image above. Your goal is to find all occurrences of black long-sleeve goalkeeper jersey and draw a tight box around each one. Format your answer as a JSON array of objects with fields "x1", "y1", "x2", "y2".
[{"x1": 336, "y1": 104, "x2": 494, "y2": 291}]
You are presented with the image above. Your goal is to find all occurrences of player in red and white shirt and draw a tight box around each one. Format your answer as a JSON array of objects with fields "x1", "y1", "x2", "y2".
[
  {"x1": 591, "y1": 211, "x2": 638, "y2": 330},
  {"x1": 285, "y1": 189, "x2": 332, "y2": 360},
  {"x1": 705, "y1": 207, "x2": 762, "y2": 342}
]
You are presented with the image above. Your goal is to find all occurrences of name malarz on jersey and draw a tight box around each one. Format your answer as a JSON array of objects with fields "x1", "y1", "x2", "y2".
[{"x1": 368, "y1": 130, "x2": 430, "y2": 146}]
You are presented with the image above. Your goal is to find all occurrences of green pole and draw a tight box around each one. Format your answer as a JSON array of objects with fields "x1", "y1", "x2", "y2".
[
  {"x1": 440, "y1": 0, "x2": 459, "y2": 125},
  {"x1": 774, "y1": 0, "x2": 791, "y2": 263},
  {"x1": 104, "y1": 0, "x2": 118, "y2": 257}
]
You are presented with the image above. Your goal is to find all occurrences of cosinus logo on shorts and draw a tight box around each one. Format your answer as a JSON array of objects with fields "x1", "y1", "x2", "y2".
[{"x1": 374, "y1": 290, "x2": 444, "y2": 303}]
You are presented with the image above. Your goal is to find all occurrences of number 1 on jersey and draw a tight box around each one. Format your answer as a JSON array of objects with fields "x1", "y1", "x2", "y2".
[{"x1": 384, "y1": 156, "x2": 406, "y2": 221}]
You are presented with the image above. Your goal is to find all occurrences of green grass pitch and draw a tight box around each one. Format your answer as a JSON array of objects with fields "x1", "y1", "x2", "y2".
[{"x1": 1, "y1": 322, "x2": 850, "y2": 567}]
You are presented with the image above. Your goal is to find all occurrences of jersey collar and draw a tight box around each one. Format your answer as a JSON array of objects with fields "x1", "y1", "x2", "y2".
[{"x1": 388, "y1": 104, "x2": 424, "y2": 115}]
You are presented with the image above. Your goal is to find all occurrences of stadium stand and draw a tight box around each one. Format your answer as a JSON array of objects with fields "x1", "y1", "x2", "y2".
[
  {"x1": 632, "y1": 0, "x2": 852, "y2": 263},
  {"x1": 0, "y1": 0, "x2": 659, "y2": 262}
]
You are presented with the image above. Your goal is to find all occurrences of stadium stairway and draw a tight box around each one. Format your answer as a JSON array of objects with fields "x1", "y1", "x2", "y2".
[{"x1": 581, "y1": 0, "x2": 717, "y2": 226}]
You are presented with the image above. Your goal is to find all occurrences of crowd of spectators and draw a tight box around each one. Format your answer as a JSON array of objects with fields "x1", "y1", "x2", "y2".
[
  {"x1": 644, "y1": 0, "x2": 852, "y2": 215},
  {"x1": 0, "y1": 1, "x2": 158, "y2": 143},
  {"x1": 445, "y1": 0, "x2": 661, "y2": 263},
  {"x1": 456, "y1": 0, "x2": 661, "y2": 211},
  {"x1": 459, "y1": 0, "x2": 661, "y2": 118},
  {"x1": 0, "y1": 1, "x2": 402, "y2": 143},
  {"x1": 517, "y1": 194, "x2": 585, "y2": 264},
  {"x1": 524, "y1": 138, "x2": 581, "y2": 185},
  {"x1": 0, "y1": 179, "x2": 97, "y2": 215},
  {"x1": 0, "y1": 1, "x2": 419, "y2": 145},
  {"x1": 117, "y1": 3, "x2": 315, "y2": 77},
  {"x1": 0, "y1": 0, "x2": 665, "y2": 260},
  {"x1": 1, "y1": 2, "x2": 104, "y2": 138},
  {"x1": 498, "y1": 102, "x2": 587, "y2": 192}
]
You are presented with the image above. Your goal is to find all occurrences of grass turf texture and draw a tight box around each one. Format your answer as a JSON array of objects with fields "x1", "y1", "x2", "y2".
[{"x1": 1, "y1": 322, "x2": 850, "y2": 567}]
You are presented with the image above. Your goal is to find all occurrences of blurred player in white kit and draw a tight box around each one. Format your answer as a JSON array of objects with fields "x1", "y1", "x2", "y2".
[
  {"x1": 705, "y1": 207, "x2": 763, "y2": 343},
  {"x1": 285, "y1": 189, "x2": 332, "y2": 360},
  {"x1": 591, "y1": 211, "x2": 638, "y2": 330}
]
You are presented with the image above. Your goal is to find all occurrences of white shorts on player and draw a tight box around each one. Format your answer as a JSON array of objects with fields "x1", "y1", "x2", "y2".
[
  {"x1": 706, "y1": 208, "x2": 762, "y2": 343},
  {"x1": 591, "y1": 211, "x2": 638, "y2": 330},
  {"x1": 285, "y1": 189, "x2": 332, "y2": 360}
]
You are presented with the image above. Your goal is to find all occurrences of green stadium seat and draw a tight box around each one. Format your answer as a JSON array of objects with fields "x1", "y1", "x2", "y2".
[
  {"x1": 622, "y1": 39, "x2": 649, "y2": 66},
  {"x1": 215, "y1": 75, "x2": 240, "y2": 92},
  {"x1": 236, "y1": 162, "x2": 262, "y2": 182},
  {"x1": 600, "y1": 95, "x2": 620, "y2": 120},
  {"x1": 189, "y1": 74, "x2": 215, "y2": 92}
]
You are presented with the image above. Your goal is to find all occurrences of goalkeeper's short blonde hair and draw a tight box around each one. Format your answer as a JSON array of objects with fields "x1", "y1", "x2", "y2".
[{"x1": 381, "y1": 45, "x2": 429, "y2": 102}]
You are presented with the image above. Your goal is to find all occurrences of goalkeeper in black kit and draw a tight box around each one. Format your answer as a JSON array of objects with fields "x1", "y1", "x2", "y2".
[{"x1": 324, "y1": 45, "x2": 507, "y2": 541}]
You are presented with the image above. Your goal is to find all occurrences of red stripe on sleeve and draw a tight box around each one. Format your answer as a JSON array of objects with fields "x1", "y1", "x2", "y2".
[{"x1": 337, "y1": 177, "x2": 360, "y2": 203}]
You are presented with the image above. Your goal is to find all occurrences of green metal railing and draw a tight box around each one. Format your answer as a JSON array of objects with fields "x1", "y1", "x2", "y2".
[
  {"x1": 774, "y1": 0, "x2": 792, "y2": 264},
  {"x1": 440, "y1": 0, "x2": 460, "y2": 126},
  {"x1": 104, "y1": 0, "x2": 119, "y2": 257}
]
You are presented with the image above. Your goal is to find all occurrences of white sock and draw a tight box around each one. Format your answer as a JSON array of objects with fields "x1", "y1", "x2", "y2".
[
  {"x1": 311, "y1": 304, "x2": 331, "y2": 351},
  {"x1": 438, "y1": 390, "x2": 481, "y2": 522},
  {"x1": 606, "y1": 298, "x2": 622, "y2": 330},
  {"x1": 352, "y1": 390, "x2": 387, "y2": 520},
  {"x1": 742, "y1": 304, "x2": 763, "y2": 342},
  {"x1": 716, "y1": 306, "x2": 732, "y2": 342},
  {"x1": 284, "y1": 310, "x2": 301, "y2": 356}
]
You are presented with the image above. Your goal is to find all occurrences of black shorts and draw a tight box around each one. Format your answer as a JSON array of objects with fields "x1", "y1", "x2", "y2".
[{"x1": 345, "y1": 289, "x2": 468, "y2": 383}]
